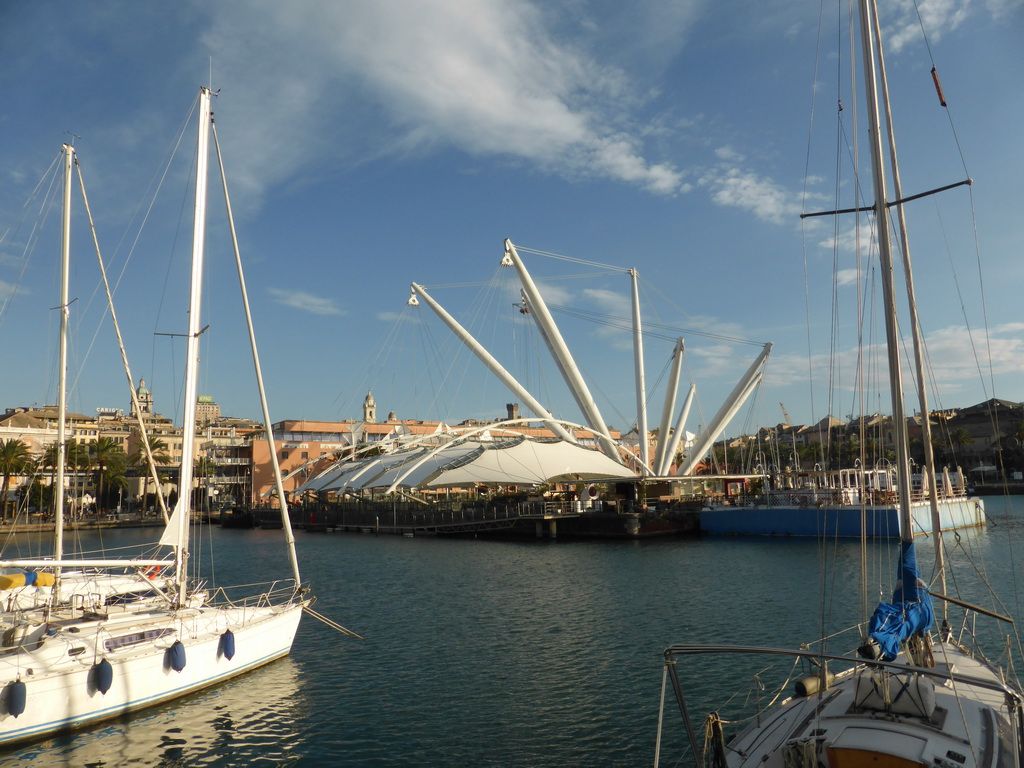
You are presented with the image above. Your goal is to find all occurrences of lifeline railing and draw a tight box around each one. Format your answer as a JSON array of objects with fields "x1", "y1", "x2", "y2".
[{"x1": 654, "y1": 643, "x2": 1024, "y2": 768}]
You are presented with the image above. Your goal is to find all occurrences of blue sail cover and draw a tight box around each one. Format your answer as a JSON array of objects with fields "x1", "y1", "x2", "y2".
[{"x1": 868, "y1": 540, "x2": 934, "y2": 661}]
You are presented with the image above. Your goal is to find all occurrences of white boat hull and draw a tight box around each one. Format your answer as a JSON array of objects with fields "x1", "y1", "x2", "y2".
[
  {"x1": 660, "y1": 640, "x2": 1022, "y2": 768},
  {"x1": 0, "y1": 600, "x2": 305, "y2": 745}
]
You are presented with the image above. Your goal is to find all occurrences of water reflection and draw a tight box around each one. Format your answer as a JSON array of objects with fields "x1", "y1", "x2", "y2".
[
  {"x1": 3, "y1": 658, "x2": 304, "y2": 767},
  {"x1": 1, "y1": 502, "x2": 1022, "y2": 766}
]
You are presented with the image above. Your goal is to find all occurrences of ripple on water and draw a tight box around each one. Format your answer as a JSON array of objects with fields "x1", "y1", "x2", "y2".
[{"x1": 4, "y1": 500, "x2": 1024, "y2": 766}]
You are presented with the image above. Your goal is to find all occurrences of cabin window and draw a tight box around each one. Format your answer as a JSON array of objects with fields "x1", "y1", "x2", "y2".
[{"x1": 104, "y1": 627, "x2": 174, "y2": 652}]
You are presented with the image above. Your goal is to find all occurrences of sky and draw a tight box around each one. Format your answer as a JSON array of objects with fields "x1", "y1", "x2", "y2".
[{"x1": 1, "y1": 0, "x2": 1021, "y2": 440}]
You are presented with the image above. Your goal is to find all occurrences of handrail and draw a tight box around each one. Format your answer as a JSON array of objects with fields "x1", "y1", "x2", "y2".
[{"x1": 663, "y1": 642, "x2": 1022, "y2": 698}]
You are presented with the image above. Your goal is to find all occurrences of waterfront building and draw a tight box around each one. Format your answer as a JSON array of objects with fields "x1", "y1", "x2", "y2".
[
  {"x1": 2, "y1": 392, "x2": 1021, "y2": 511},
  {"x1": 196, "y1": 395, "x2": 221, "y2": 426}
]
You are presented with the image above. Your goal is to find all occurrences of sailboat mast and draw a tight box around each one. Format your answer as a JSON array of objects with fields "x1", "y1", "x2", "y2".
[
  {"x1": 870, "y1": 8, "x2": 948, "y2": 600},
  {"x1": 53, "y1": 143, "x2": 74, "y2": 600},
  {"x1": 210, "y1": 118, "x2": 303, "y2": 587},
  {"x1": 857, "y1": 0, "x2": 913, "y2": 538},
  {"x1": 174, "y1": 86, "x2": 213, "y2": 600}
]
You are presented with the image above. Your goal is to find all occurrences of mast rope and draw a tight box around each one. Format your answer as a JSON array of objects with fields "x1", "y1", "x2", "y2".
[
  {"x1": 75, "y1": 161, "x2": 171, "y2": 524},
  {"x1": 0, "y1": 151, "x2": 63, "y2": 330}
]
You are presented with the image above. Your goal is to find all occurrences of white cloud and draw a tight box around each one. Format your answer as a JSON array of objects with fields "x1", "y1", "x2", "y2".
[
  {"x1": 0, "y1": 280, "x2": 20, "y2": 301},
  {"x1": 835, "y1": 269, "x2": 860, "y2": 287},
  {"x1": 700, "y1": 167, "x2": 801, "y2": 224},
  {"x1": 764, "y1": 323, "x2": 1024, "y2": 409},
  {"x1": 688, "y1": 342, "x2": 769, "y2": 383},
  {"x1": 817, "y1": 224, "x2": 869, "y2": 255},
  {"x1": 582, "y1": 287, "x2": 630, "y2": 317},
  {"x1": 985, "y1": 0, "x2": 1024, "y2": 18},
  {"x1": 199, "y1": 0, "x2": 691, "y2": 206},
  {"x1": 267, "y1": 288, "x2": 343, "y2": 316},
  {"x1": 923, "y1": 323, "x2": 1024, "y2": 383},
  {"x1": 715, "y1": 146, "x2": 745, "y2": 162},
  {"x1": 534, "y1": 281, "x2": 574, "y2": 306},
  {"x1": 581, "y1": 287, "x2": 633, "y2": 350},
  {"x1": 884, "y1": 0, "x2": 972, "y2": 52}
]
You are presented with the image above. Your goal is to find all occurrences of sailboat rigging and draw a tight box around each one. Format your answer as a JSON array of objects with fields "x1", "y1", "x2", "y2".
[
  {"x1": 0, "y1": 87, "x2": 309, "y2": 744},
  {"x1": 655, "y1": 2, "x2": 1019, "y2": 767},
  {"x1": 0, "y1": 144, "x2": 174, "y2": 613}
]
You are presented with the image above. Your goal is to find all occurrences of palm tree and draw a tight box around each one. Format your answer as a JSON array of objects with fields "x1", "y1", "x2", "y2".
[
  {"x1": 131, "y1": 435, "x2": 171, "y2": 515},
  {"x1": 40, "y1": 442, "x2": 61, "y2": 497},
  {"x1": 0, "y1": 439, "x2": 30, "y2": 519},
  {"x1": 14, "y1": 457, "x2": 38, "y2": 514},
  {"x1": 89, "y1": 437, "x2": 128, "y2": 513},
  {"x1": 64, "y1": 440, "x2": 92, "y2": 516},
  {"x1": 193, "y1": 455, "x2": 215, "y2": 510},
  {"x1": 1011, "y1": 421, "x2": 1024, "y2": 474},
  {"x1": 1013, "y1": 421, "x2": 1024, "y2": 444},
  {"x1": 949, "y1": 427, "x2": 975, "y2": 463}
]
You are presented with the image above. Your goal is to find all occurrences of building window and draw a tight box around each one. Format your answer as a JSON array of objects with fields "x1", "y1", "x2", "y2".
[
  {"x1": 301, "y1": 452, "x2": 308, "y2": 460},
  {"x1": 282, "y1": 451, "x2": 289, "y2": 460}
]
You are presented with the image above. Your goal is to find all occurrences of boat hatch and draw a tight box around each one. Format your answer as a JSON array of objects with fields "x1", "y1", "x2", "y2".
[
  {"x1": 981, "y1": 707, "x2": 1015, "y2": 768},
  {"x1": 827, "y1": 729, "x2": 927, "y2": 768},
  {"x1": 853, "y1": 672, "x2": 936, "y2": 718}
]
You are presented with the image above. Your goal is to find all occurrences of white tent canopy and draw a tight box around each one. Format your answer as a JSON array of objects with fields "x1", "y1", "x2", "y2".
[{"x1": 295, "y1": 437, "x2": 636, "y2": 494}]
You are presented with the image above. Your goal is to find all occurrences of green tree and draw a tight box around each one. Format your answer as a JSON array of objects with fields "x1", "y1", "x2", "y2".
[
  {"x1": 21, "y1": 478, "x2": 51, "y2": 513},
  {"x1": 0, "y1": 439, "x2": 30, "y2": 519},
  {"x1": 89, "y1": 437, "x2": 128, "y2": 512},
  {"x1": 193, "y1": 455, "x2": 215, "y2": 508},
  {"x1": 1013, "y1": 421, "x2": 1024, "y2": 444},
  {"x1": 949, "y1": 427, "x2": 975, "y2": 463},
  {"x1": 40, "y1": 442, "x2": 60, "y2": 498},
  {"x1": 798, "y1": 441, "x2": 823, "y2": 468},
  {"x1": 131, "y1": 435, "x2": 171, "y2": 514},
  {"x1": 1011, "y1": 422, "x2": 1024, "y2": 474}
]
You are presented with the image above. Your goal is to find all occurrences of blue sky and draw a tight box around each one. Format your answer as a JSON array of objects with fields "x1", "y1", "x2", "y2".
[{"x1": 1, "y1": 0, "x2": 1021, "y2": 438}]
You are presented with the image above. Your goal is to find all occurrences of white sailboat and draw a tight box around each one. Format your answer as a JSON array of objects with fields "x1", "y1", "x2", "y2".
[
  {"x1": 655, "y1": 2, "x2": 1022, "y2": 767},
  {"x1": 0, "y1": 143, "x2": 174, "y2": 615},
  {"x1": 0, "y1": 88, "x2": 308, "y2": 745},
  {"x1": 0, "y1": 143, "x2": 176, "y2": 614}
]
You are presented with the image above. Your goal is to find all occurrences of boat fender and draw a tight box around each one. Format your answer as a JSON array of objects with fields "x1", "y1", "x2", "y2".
[
  {"x1": 795, "y1": 671, "x2": 835, "y2": 697},
  {"x1": 92, "y1": 659, "x2": 113, "y2": 694},
  {"x1": 5, "y1": 680, "x2": 26, "y2": 717},
  {"x1": 219, "y1": 630, "x2": 235, "y2": 661},
  {"x1": 167, "y1": 641, "x2": 186, "y2": 672}
]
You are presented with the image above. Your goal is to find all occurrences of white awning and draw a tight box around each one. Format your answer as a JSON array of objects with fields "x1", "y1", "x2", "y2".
[{"x1": 295, "y1": 437, "x2": 636, "y2": 493}]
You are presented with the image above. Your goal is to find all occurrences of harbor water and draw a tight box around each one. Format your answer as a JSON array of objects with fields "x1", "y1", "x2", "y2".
[{"x1": 2, "y1": 496, "x2": 1024, "y2": 767}]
